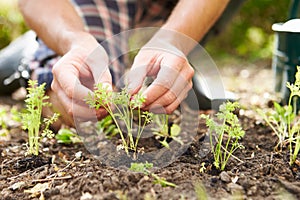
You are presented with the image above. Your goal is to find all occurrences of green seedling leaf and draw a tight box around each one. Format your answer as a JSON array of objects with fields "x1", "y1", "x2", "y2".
[
  {"x1": 152, "y1": 173, "x2": 177, "y2": 187},
  {"x1": 170, "y1": 124, "x2": 181, "y2": 137},
  {"x1": 130, "y1": 162, "x2": 176, "y2": 187},
  {"x1": 129, "y1": 162, "x2": 153, "y2": 173},
  {"x1": 160, "y1": 139, "x2": 170, "y2": 149},
  {"x1": 96, "y1": 115, "x2": 119, "y2": 138},
  {"x1": 55, "y1": 128, "x2": 81, "y2": 144}
]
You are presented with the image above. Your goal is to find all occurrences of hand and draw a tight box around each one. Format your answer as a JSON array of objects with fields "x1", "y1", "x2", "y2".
[
  {"x1": 127, "y1": 40, "x2": 194, "y2": 114},
  {"x1": 51, "y1": 45, "x2": 112, "y2": 123}
]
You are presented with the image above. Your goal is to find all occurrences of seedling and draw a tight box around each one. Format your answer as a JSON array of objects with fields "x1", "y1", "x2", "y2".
[
  {"x1": 259, "y1": 66, "x2": 300, "y2": 165},
  {"x1": 201, "y1": 101, "x2": 245, "y2": 171},
  {"x1": 0, "y1": 108, "x2": 7, "y2": 130},
  {"x1": 257, "y1": 102, "x2": 293, "y2": 151},
  {"x1": 95, "y1": 115, "x2": 119, "y2": 139},
  {"x1": 86, "y1": 83, "x2": 153, "y2": 155},
  {"x1": 151, "y1": 114, "x2": 182, "y2": 148},
  {"x1": 55, "y1": 128, "x2": 82, "y2": 144},
  {"x1": 129, "y1": 162, "x2": 176, "y2": 187},
  {"x1": 0, "y1": 108, "x2": 9, "y2": 137},
  {"x1": 21, "y1": 80, "x2": 59, "y2": 156}
]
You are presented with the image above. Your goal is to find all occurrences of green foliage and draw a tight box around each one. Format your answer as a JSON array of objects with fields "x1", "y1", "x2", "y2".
[
  {"x1": 151, "y1": 114, "x2": 182, "y2": 148},
  {"x1": 88, "y1": 84, "x2": 184, "y2": 159},
  {"x1": 207, "y1": 0, "x2": 290, "y2": 60},
  {"x1": 0, "y1": 108, "x2": 7, "y2": 130},
  {"x1": 86, "y1": 83, "x2": 153, "y2": 155},
  {"x1": 0, "y1": 0, "x2": 27, "y2": 49},
  {"x1": 259, "y1": 66, "x2": 300, "y2": 165},
  {"x1": 0, "y1": 108, "x2": 9, "y2": 137},
  {"x1": 95, "y1": 115, "x2": 119, "y2": 139},
  {"x1": 257, "y1": 102, "x2": 292, "y2": 151},
  {"x1": 129, "y1": 162, "x2": 153, "y2": 172},
  {"x1": 201, "y1": 101, "x2": 245, "y2": 171},
  {"x1": 55, "y1": 128, "x2": 82, "y2": 144},
  {"x1": 21, "y1": 80, "x2": 59, "y2": 155},
  {"x1": 129, "y1": 162, "x2": 176, "y2": 187}
]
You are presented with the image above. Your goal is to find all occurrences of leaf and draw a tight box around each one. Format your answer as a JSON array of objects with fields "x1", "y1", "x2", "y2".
[
  {"x1": 170, "y1": 124, "x2": 181, "y2": 137},
  {"x1": 160, "y1": 139, "x2": 170, "y2": 149},
  {"x1": 152, "y1": 173, "x2": 176, "y2": 187},
  {"x1": 129, "y1": 162, "x2": 153, "y2": 173},
  {"x1": 55, "y1": 128, "x2": 81, "y2": 144}
]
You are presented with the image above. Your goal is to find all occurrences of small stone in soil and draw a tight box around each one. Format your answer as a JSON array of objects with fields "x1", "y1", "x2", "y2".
[{"x1": 220, "y1": 171, "x2": 231, "y2": 183}]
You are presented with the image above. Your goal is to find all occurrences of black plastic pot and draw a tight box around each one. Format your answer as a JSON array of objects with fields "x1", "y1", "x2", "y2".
[{"x1": 272, "y1": 0, "x2": 300, "y2": 106}]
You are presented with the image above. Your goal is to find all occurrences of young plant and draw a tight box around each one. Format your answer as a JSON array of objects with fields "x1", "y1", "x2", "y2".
[
  {"x1": 86, "y1": 83, "x2": 153, "y2": 155},
  {"x1": 0, "y1": 108, "x2": 9, "y2": 137},
  {"x1": 286, "y1": 67, "x2": 300, "y2": 165},
  {"x1": 201, "y1": 101, "x2": 245, "y2": 171},
  {"x1": 257, "y1": 102, "x2": 293, "y2": 151},
  {"x1": 0, "y1": 108, "x2": 7, "y2": 130},
  {"x1": 151, "y1": 114, "x2": 182, "y2": 148},
  {"x1": 95, "y1": 115, "x2": 119, "y2": 139},
  {"x1": 129, "y1": 162, "x2": 176, "y2": 187},
  {"x1": 259, "y1": 66, "x2": 300, "y2": 165},
  {"x1": 21, "y1": 80, "x2": 59, "y2": 156},
  {"x1": 55, "y1": 128, "x2": 82, "y2": 144}
]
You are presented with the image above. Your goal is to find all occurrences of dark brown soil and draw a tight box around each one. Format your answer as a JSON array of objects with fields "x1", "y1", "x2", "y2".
[{"x1": 1, "y1": 58, "x2": 300, "y2": 200}]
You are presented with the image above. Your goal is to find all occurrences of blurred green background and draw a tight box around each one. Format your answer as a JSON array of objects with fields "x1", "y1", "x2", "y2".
[
  {"x1": 0, "y1": 0, "x2": 27, "y2": 49},
  {"x1": 0, "y1": 0, "x2": 293, "y2": 61}
]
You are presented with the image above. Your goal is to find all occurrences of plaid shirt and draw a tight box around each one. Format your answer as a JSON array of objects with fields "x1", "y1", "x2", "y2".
[{"x1": 30, "y1": 0, "x2": 178, "y2": 88}]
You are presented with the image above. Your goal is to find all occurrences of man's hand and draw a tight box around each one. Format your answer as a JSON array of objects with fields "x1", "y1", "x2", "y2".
[
  {"x1": 51, "y1": 45, "x2": 112, "y2": 122},
  {"x1": 128, "y1": 46, "x2": 194, "y2": 114}
]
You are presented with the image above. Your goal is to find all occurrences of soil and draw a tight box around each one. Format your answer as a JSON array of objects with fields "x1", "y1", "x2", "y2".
[{"x1": 1, "y1": 58, "x2": 300, "y2": 200}]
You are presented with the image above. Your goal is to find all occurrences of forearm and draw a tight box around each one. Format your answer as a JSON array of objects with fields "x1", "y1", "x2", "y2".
[
  {"x1": 161, "y1": 0, "x2": 230, "y2": 54},
  {"x1": 18, "y1": 0, "x2": 97, "y2": 55}
]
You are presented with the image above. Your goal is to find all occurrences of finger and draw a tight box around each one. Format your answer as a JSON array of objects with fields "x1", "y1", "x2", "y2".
[
  {"x1": 144, "y1": 82, "x2": 191, "y2": 114},
  {"x1": 127, "y1": 51, "x2": 155, "y2": 94},
  {"x1": 53, "y1": 78, "x2": 105, "y2": 119},
  {"x1": 140, "y1": 67, "x2": 179, "y2": 107},
  {"x1": 144, "y1": 56, "x2": 194, "y2": 104},
  {"x1": 84, "y1": 46, "x2": 112, "y2": 86}
]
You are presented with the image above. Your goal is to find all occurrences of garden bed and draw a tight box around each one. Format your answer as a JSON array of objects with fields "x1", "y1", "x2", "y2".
[{"x1": 1, "y1": 58, "x2": 300, "y2": 200}]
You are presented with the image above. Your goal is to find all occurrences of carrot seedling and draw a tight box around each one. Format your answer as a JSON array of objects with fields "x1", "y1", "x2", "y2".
[
  {"x1": 259, "y1": 66, "x2": 300, "y2": 165},
  {"x1": 201, "y1": 101, "x2": 245, "y2": 171},
  {"x1": 21, "y1": 80, "x2": 59, "y2": 156},
  {"x1": 86, "y1": 83, "x2": 153, "y2": 155},
  {"x1": 129, "y1": 162, "x2": 176, "y2": 187}
]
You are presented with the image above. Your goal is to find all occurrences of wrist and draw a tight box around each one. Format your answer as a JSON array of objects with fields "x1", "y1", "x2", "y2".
[
  {"x1": 59, "y1": 31, "x2": 100, "y2": 55},
  {"x1": 149, "y1": 28, "x2": 198, "y2": 55}
]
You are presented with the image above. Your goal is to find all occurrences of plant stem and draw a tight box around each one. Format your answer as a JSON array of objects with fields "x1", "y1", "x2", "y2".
[
  {"x1": 288, "y1": 95, "x2": 294, "y2": 165},
  {"x1": 105, "y1": 104, "x2": 129, "y2": 154}
]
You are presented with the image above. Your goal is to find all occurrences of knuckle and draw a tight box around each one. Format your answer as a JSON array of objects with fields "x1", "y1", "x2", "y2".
[
  {"x1": 165, "y1": 107, "x2": 174, "y2": 115},
  {"x1": 188, "y1": 67, "x2": 195, "y2": 77},
  {"x1": 64, "y1": 85, "x2": 74, "y2": 98},
  {"x1": 66, "y1": 107, "x2": 73, "y2": 117},
  {"x1": 52, "y1": 64, "x2": 60, "y2": 75},
  {"x1": 165, "y1": 91, "x2": 177, "y2": 104},
  {"x1": 51, "y1": 82, "x2": 57, "y2": 91}
]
